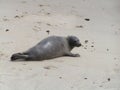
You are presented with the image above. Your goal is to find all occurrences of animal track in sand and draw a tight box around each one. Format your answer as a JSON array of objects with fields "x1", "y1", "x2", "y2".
[{"x1": 83, "y1": 40, "x2": 95, "y2": 51}]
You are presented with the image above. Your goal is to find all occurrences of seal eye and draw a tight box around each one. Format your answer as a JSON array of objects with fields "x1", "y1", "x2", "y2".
[{"x1": 74, "y1": 41, "x2": 77, "y2": 43}]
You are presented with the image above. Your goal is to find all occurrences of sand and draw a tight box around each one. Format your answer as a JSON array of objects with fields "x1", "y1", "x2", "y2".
[{"x1": 0, "y1": 0, "x2": 120, "y2": 90}]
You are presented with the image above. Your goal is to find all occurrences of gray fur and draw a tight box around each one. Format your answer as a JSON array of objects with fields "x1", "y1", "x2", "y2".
[{"x1": 11, "y1": 36, "x2": 81, "y2": 61}]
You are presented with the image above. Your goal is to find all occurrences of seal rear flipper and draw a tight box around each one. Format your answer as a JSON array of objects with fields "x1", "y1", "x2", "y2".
[{"x1": 11, "y1": 53, "x2": 29, "y2": 61}]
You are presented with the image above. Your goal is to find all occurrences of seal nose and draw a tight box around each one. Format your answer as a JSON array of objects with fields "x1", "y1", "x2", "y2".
[{"x1": 77, "y1": 43, "x2": 82, "y2": 47}]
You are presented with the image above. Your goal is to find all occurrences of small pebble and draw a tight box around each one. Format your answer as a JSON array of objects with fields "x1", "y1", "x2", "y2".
[
  {"x1": 46, "y1": 13, "x2": 50, "y2": 15},
  {"x1": 14, "y1": 15, "x2": 20, "y2": 18},
  {"x1": 107, "y1": 49, "x2": 109, "y2": 51},
  {"x1": 59, "y1": 77, "x2": 62, "y2": 79},
  {"x1": 44, "y1": 66, "x2": 50, "y2": 69},
  {"x1": 76, "y1": 25, "x2": 83, "y2": 28},
  {"x1": 99, "y1": 85, "x2": 103, "y2": 87},
  {"x1": 29, "y1": 68, "x2": 32, "y2": 70},
  {"x1": 46, "y1": 23, "x2": 51, "y2": 26},
  {"x1": 108, "y1": 78, "x2": 110, "y2": 81},
  {"x1": 46, "y1": 30, "x2": 50, "y2": 34},
  {"x1": 91, "y1": 45, "x2": 94, "y2": 47},
  {"x1": 85, "y1": 40, "x2": 88, "y2": 43},
  {"x1": 84, "y1": 47, "x2": 87, "y2": 49},
  {"x1": 85, "y1": 18, "x2": 90, "y2": 21},
  {"x1": 39, "y1": 4, "x2": 44, "y2": 7},
  {"x1": 5, "y1": 29, "x2": 9, "y2": 32}
]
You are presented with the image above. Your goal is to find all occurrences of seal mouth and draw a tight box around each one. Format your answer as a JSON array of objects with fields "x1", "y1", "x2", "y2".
[{"x1": 76, "y1": 43, "x2": 82, "y2": 47}]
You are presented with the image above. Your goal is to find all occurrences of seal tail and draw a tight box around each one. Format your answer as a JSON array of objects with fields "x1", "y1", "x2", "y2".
[{"x1": 11, "y1": 53, "x2": 29, "y2": 61}]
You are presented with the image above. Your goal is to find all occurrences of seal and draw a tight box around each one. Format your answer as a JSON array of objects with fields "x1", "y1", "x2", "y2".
[{"x1": 11, "y1": 36, "x2": 82, "y2": 61}]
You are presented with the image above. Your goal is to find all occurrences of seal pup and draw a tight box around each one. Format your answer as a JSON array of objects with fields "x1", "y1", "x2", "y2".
[{"x1": 11, "y1": 36, "x2": 82, "y2": 61}]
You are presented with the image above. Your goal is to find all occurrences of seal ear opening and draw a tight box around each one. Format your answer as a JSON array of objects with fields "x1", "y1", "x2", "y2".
[{"x1": 11, "y1": 53, "x2": 28, "y2": 61}]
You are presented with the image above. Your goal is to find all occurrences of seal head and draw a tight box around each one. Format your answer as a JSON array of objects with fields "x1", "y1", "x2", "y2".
[{"x1": 67, "y1": 36, "x2": 81, "y2": 49}]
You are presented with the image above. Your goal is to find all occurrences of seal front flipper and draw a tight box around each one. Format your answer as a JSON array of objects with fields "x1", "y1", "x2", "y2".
[
  {"x1": 64, "y1": 52, "x2": 80, "y2": 57},
  {"x1": 11, "y1": 53, "x2": 29, "y2": 61}
]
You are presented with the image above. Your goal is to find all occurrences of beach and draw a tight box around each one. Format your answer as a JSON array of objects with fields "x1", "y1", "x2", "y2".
[{"x1": 0, "y1": 0, "x2": 120, "y2": 90}]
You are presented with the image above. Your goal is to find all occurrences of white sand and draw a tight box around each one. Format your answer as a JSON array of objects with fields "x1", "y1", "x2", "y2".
[{"x1": 0, "y1": 0, "x2": 120, "y2": 90}]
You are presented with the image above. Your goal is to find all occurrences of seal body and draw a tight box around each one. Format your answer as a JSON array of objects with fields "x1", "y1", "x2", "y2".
[{"x1": 11, "y1": 36, "x2": 81, "y2": 61}]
